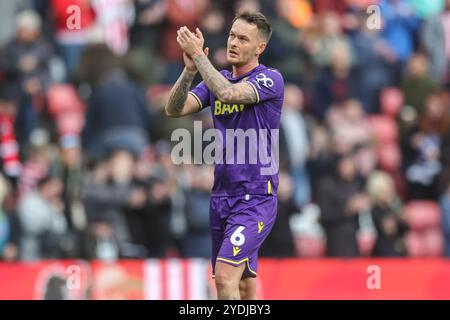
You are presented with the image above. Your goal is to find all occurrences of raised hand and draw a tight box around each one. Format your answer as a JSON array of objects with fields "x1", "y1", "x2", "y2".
[{"x1": 177, "y1": 26, "x2": 206, "y2": 58}]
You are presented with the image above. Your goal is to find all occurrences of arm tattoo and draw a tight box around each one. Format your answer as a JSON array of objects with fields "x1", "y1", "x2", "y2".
[
  {"x1": 166, "y1": 69, "x2": 196, "y2": 116},
  {"x1": 193, "y1": 54, "x2": 257, "y2": 104}
]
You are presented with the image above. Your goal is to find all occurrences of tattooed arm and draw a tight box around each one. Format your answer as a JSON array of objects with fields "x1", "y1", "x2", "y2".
[
  {"x1": 192, "y1": 53, "x2": 257, "y2": 104},
  {"x1": 166, "y1": 32, "x2": 210, "y2": 118},
  {"x1": 177, "y1": 26, "x2": 257, "y2": 104},
  {"x1": 165, "y1": 68, "x2": 200, "y2": 118}
]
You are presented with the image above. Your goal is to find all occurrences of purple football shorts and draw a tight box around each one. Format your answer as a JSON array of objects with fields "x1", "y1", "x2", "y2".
[{"x1": 210, "y1": 194, "x2": 277, "y2": 278}]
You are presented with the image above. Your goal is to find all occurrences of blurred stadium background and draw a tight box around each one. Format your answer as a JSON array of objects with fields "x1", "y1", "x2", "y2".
[{"x1": 1, "y1": 0, "x2": 450, "y2": 299}]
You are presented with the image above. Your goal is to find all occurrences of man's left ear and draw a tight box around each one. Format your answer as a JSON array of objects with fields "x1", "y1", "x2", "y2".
[{"x1": 256, "y1": 42, "x2": 267, "y2": 56}]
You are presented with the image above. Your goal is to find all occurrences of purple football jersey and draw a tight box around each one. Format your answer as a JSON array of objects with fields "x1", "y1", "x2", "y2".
[{"x1": 190, "y1": 64, "x2": 284, "y2": 197}]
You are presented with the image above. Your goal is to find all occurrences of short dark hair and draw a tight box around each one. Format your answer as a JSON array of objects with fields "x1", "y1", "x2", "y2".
[{"x1": 232, "y1": 11, "x2": 272, "y2": 41}]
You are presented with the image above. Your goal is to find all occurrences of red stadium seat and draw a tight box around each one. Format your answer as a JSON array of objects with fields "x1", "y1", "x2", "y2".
[
  {"x1": 380, "y1": 87, "x2": 404, "y2": 117},
  {"x1": 56, "y1": 111, "x2": 85, "y2": 136},
  {"x1": 367, "y1": 115, "x2": 399, "y2": 145},
  {"x1": 377, "y1": 142, "x2": 402, "y2": 172},
  {"x1": 424, "y1": 228, "x2": 445, "y2": 256},
  {"x1": 47, "y1": 84, "x2": 85, "y2": 117},
  {"x1": 295, "y1": 235, "x2": 326, "y2": 258},
  {"x1": 405, "y1": 230, "x2": 426, "y2": 257},
  {"x1": 405, "y1": 228, "x2": 444, "y2": 257},
  {"x1": 357, "y1": 231, "x2": 376, "y2": 256},
  {"x1": 404, "y1": 201, "x2": 441, "y2": 230}
]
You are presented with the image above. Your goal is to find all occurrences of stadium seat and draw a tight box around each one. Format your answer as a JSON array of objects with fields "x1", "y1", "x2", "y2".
[
  {"x1": 47, "y1": 84, "x2": 85, "y2": 117},
  {"x1": 405, "y1": 230, "x2": 426, "y2": 257},
  {"x1": 405, "y1": 228, "x2": 444, "y2": 257},
  {"x1": 56, "y1": 111, "x2": 85, "y2": 136},
  {"x1": 367, "y1": 115, "x2": 399, "y2": 145},
  {"x1": 424, "y1": 228, "x2": 445, "y2": 256},
  {"x1": 377, "y1": 142, "x2": 402, "y2": 172},
  {"x1": 295, "y1": 235, "x2": 326, "y2": 258},
  {"x1": 404, "y1": 201, "x2": 441, "y2": 230},
  {"x1": 357, "y1": 231, "x2": 376, "y2": 256},
  {"x1": 380, "y1": 87, "x2": 404, "y2": 117}
]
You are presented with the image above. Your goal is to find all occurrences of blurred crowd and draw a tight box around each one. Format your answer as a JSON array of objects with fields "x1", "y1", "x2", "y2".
[{"x1": 1, "y1": 0, "x2": 450, "y2": 262}]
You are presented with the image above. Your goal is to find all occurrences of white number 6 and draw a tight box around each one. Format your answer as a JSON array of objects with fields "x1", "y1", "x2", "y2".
[{"x1": 230, "y1": 226, "x2": 246, "y2": 246}]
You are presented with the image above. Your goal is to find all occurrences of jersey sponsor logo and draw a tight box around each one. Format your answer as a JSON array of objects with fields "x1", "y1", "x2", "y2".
[
  {"x1": 214, "y1": 100, "x2": 245, "y2": 116},
  {"x1": 233, "y1": 246, "x2": 241, "y2": 256},
  {"x1": 258, "y1": 222, "x2": 264, "y2": 234},
  {"x1": 255, "y1": 73, "x2": 274, "y2": 89}
]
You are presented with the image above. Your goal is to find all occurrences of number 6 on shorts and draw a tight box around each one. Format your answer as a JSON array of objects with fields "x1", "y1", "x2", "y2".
[{"x1": 230, "y1": 226, "x2": 246, "y2": 246}]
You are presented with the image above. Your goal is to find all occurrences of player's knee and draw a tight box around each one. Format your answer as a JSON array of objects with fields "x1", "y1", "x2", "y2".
[
  {"x1": 215, "y1": 272, "x2": 239, "y2": 292},
  {"x1": 239, "y1": 278, "x2": 257, "y2": 300},
  {"x1": 239, "y1": 280, "x2": 247, "y2": 293},
  {"x1": 239, "y1": 283, "x2": 250, "y2": 300}
]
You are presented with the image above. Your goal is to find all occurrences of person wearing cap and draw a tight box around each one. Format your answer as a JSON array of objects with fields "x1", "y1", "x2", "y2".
[{"x1": 1, "y1": 9, "x2": 53, "y2": 147}]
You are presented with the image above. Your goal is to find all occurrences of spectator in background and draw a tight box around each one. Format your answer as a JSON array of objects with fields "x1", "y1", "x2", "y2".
[
  {"x1": 317, "y1": 153, "x2": 370, "y2": 257},
  {"x1": 0, "y1": 1, "x2": 33, "y2": 46},
  {"x1": 182, "y1": 165, "x2": 213, "y2": 258},
  {"x1": 379, "y1": 0, "x2": 420, "y2": 84},
  {"x1": 279, "y1": 84, "x2": 311, "y2": 208},
  {"x1": 351, "y1": 10, "x2": 392, "y2": 113},
  {"x1": 17, "y1": 129, "x2": 52, "y2": 198},
  {"x1": 262, "y1": 0, "x2": 309, "y2": 85},
  {"x1": 125, "y1": 142, "x2": 174, "y2": 258},
  {"x1": 0, "y1": 72, "x2": 22, "y2": 180},
  {"x1": 0, "y1": 174, "x2": 21, "y2": 261},
  {"x1": 326, "y1": 98, "x2": 376, "y2": 179},
  {"x1": 59, "y1": 134, "x2": 83, "y2": 231},
  {"x1": 312, "y1": 42, "x2": 359, "y2": 120},
  {"x1": 303, "y1": 12, "x2": 350, "y2": 69},
  {"x1": 17, "y1": 175, "x2": 67, "y2": 260},
  {"x1": 307, "y1": 122, "x2": 334, "y2": 199},
  {"x1": 50, "y1": 0, "x2": 96, "y2": 78},
  {"x1": 403, "y1": 93, "x2": 450, "y2": 199},
  {"x1": 129, "y1": 0, "x2": 166, "y2": 50},
  {"x1": 160, "y1": 0, "x2": 208, "y2": 83},
  {"x1": 200, "y1": 4, "x2": 229, "y2": 70},
  {"x1": 367, "y1": 171, "x2": 408, "y2": 256},
  {"x1": 326, "y1": 98, "x2": 373, "y2": 152},
  {"x1": 401, "y1": 53, "x2": 440, "y2": 115},
  {"x1": 81, "y1": 45, "x2": 152, "y2": 161},
  {"x1": 91, "y1": 0, "x2": 135, "y2": 56},
  {"x1": 81, "y1": 154, "x2": 147, "y2": 260},
  {"x1": 421, "y1": 0, "x2": 450, "y2": 84},
  {"x1": 126, "y1": 0, "x2": 166, "y2": 85},
  {"x1": 260, "y1": 170, "x2": 297, "y2": 257},
  {"x1": 80, "y1": 160, "x2": 119, "y2": 260},
  {"x1": 2, "y1": 10, "x2": 52, "y2": 147}
]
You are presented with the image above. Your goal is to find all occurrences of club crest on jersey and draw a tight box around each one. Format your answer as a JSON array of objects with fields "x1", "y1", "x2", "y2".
[{"x1": 255, "y1": 73, "x2": 274, "y2": 89}]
